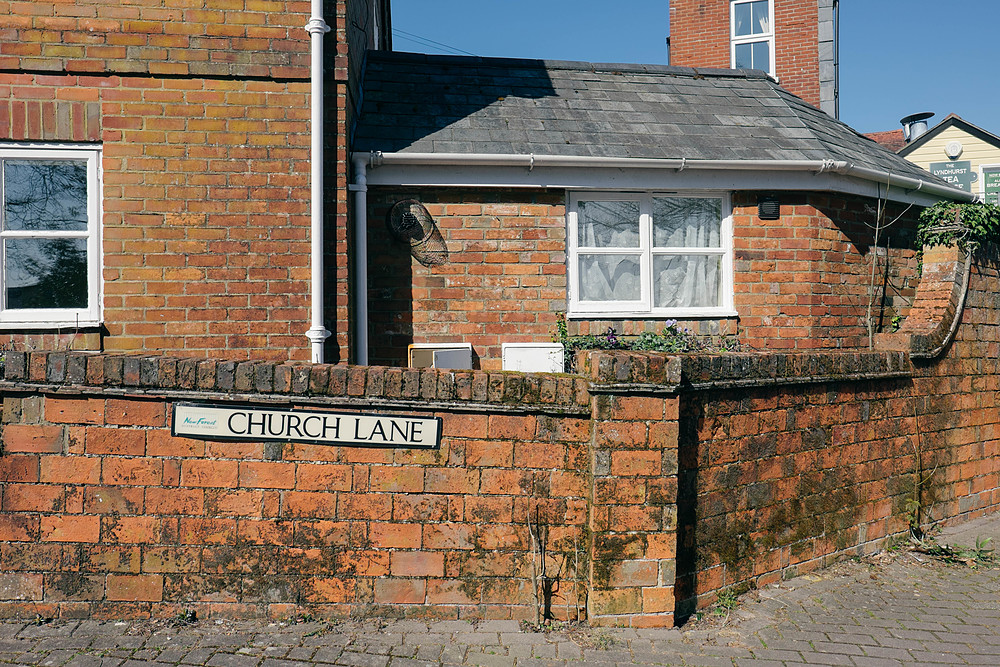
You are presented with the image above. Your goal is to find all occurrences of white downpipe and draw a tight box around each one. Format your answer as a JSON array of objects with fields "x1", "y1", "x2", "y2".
[
  {"x1": 355, "y1": 151, "x2": 976, "y2": 203},
  {"x1": 352, "y1": 154, "x2": 369, "y2": 366},
  {"x1": 305, "y1": 3, "x2": 331, "y2": 363}
]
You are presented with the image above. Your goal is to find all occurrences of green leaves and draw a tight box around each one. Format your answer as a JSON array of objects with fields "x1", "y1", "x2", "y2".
[
  {"x1": 917, "y1": 201, "x2": 1000, "y2": 250},
  {"x1": 554, "y1": 315, "x2": 740, "y2": 372}
]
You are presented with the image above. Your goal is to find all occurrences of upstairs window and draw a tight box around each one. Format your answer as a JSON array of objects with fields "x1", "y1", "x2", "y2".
[
  {"x1": 0, "y1": 146, "x2": 102, "y2": 328},
  {"x1": 731, "y1": 0, "x2": 775, "y2": 76},
  {"x1": 567, "y1": 192, "x2": 734, "y2": 318}
]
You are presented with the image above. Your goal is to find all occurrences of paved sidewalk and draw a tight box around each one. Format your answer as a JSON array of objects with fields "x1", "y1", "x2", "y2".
[{"x1": 1, "y1": 518, "x2": 999, "y2": 667}]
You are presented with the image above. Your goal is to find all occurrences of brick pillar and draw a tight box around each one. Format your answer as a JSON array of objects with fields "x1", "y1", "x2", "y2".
[{"x1": 585, "y1": 351, "x2": 681, "y2": 628}]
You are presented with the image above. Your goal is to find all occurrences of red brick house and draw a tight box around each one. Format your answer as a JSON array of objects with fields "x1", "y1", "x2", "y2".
[
  {"x1": 352, "y1": 51, "x2": 970, "y2": 370},
  {"x1": 0, "y1": 0, "x2": 972, "y2": 370},
  {"x1": 668, "y1": 0, "x2": 839, "y2": 117},
  {"x1": 0, "y1": 0, "x2": 389, "y2": 364}
]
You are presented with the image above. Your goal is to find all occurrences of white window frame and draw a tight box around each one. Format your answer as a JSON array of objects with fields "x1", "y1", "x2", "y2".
[
  {"x1": 567, "y1": 191, "x2": 735, "y2": 319},
  {"x1": 730, "y1": 0, "x2": 776, "y2": 77},
  {"x1": 0, "y1": 144, "x2": 102, "y2": 329}
]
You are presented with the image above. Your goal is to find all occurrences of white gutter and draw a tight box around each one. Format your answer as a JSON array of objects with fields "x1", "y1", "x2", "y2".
[
  {"x1": 354, "y1": 152, "x2": 975, "y2": 203},
  {"x1": 304, "y1": 3, "x2": 332, "y2": 363},
  {"x1": 351, "y1": 154, "x2": 369, "y2": 365}
]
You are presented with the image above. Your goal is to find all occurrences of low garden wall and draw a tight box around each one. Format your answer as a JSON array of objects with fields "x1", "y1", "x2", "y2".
[{"x1": 1, "y1": 244, "x2": 998, "y2": 627}]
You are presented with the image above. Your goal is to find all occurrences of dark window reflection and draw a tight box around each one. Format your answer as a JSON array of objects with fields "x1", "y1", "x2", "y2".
[
  {"x1": 5, "y1": 238, "x2": 88, "y2": 309},
  {"x1": 4, "y1": 160, "x2": 88, "y2": 232}
]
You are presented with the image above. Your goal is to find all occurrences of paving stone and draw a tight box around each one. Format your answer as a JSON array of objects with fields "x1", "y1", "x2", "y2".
[
  {"x1": 64, "y1": 656, "x2": 123, "y2": 667},
  {"x1": 287, "y1": 648, "x2": 317, "y2": 661},
  {"x1": 809, "y1": 642, "x2": 865, "y2": 656},
  {"x1": 473, "y1": 622, "x2": 520, "y2": 633},
  {"x1": 796, "y1": 651, "x2": 855, "y2": 665},
  {"x1": 179, "y1": 648, "x2": 218, "y2": 665},
  {"x1": 334, "y1": 652, "x2": 390, "y2": 667},
  {"x1": 553, "y1": 642, "x2": 582, "y2": 660},
  {"x1": 678, "y1": 657, "x2": 739, "y2": 666},
  {"x1": 206, "y1": 654, "x2": 256, "y2": 667},
  {"x1": 529, "y1": 644, "x2": 556, "y2": 658},
  {"x1": 310, "y1": 647, "x2": 344, "y2": 664},
  {"x1": 859, "y1": 645, "x2": 912, "y2": 661},
  {"x1": 508, "y1": 659, "x2": 566, "y2": 667},
  {"x1": 386, "y1": 659, "x2": 436, "y2": 667},
  {"x1": 749, "y1": 648, "x2": 805, "y2": 661},
  {"x1": 426, "y1": 622, "x2": 474, "y2": 634},
  {"x1": 848, "y1": 658, "x2": 903, "y2": 667},
  {"x1": 38, "y1": 649, "x2": 83, "y2": 665},
  {"x1": 439, "y1": 646, "x2": 465, "y2": 664}
]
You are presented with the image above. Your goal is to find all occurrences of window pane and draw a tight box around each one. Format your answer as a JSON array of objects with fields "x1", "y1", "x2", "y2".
[
  {"x1": 734, "y1": 2, "x2": 752, "y2": 36},
  {"x1": 5, "y1": 238, "x2": 88, "y2": 309},
  {"x1": 653, "y1": 255, "x2": 720, "y2": 308},
  {"x1": 577, "y1": 200, "x2": 640, "y2": 248},
  {"x1": 578, "y1": 253, "x2": 641, "y2": 302},
  {"x1": 752, "y1": 1, "x2": 770, "y2": 34},
  {"x1": 653, "y1": 197, "x2": 722, "y2": 248},
  {"x1": 3, "y1": 160, "x2": 88, "y2": 232},
  {"x1": 752, "y1": 40, "x2": 770, "y2": 73},
  {"x1": 734, "y1": 42, "x2": 753, "y2": 69},
  {"x1": 734, "y1": 1, "x2": 769, "y2": 36}
]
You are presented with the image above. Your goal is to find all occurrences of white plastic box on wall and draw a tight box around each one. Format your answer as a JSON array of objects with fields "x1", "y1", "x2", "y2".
[
  {"x1": 501, "y1": 343, "x2": 564, "y2": 373},
  {"x1": 407, "y1": 343, "x2": 473, "y2": 370}
]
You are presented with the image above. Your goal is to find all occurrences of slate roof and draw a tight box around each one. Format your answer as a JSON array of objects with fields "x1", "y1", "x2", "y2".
[{"x1": 354, "y1": 51, "x2": 943, "y2": 186}]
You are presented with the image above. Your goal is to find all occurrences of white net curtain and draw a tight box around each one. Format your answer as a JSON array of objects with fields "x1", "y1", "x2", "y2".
[{"x1": 576, "y1": 197, "x2": 723, "y2": 309}]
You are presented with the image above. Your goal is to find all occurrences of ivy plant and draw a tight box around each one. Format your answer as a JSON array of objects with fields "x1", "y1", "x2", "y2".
[{"x1": 917, "y1": 201, "x2": 1000, "y2": 250}]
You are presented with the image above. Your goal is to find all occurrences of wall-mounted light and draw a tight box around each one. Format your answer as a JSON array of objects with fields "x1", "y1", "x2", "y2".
[{"x1": 758, "y1": 194, "x2": 780, "y2": 220}]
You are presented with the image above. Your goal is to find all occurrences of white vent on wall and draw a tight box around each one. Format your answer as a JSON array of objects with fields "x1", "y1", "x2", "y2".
[
  {"x1": 501, "y1": 343, "x2": 564, "y2": 373},
  {"x1": 407, "y1": 343, "x2": 473, "y2": 370}
]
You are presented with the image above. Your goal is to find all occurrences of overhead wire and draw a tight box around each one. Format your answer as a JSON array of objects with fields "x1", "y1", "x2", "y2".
[{"x1": 391, "y1": 28, "x2": 477, "y2": 56}]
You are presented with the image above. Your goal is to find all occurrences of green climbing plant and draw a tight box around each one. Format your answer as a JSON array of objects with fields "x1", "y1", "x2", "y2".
[{"x1": 917, "y1": 201, "x2": 1000, "y2": 251}]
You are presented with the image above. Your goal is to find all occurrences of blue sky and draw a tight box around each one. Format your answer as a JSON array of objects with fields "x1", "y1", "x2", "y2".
[{"x1": 390, "y1": 0, "x2": 997, "y2": 135}]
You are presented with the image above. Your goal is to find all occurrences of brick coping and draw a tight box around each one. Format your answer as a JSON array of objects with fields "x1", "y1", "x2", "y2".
[
  {"x1": 582, "y1": 349, "x2": 914, "y2": 394},
  {"x1": 0, "y1": 352, "x2": 591, "y2": 416}
]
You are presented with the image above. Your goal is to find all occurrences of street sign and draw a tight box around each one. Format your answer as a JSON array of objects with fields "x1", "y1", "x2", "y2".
[{"x1": 173, "y1": 403, "x2": 442, "y2": 448}]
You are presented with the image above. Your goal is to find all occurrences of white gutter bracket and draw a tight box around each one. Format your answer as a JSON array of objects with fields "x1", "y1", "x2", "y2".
[{"x1": 305, "y1": 5, "x2": 332, "y2": 363}]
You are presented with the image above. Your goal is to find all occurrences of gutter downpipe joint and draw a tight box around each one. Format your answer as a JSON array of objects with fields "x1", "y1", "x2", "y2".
[{"x1": 305, "y1": 4, "x2": 332, "y2": 364}]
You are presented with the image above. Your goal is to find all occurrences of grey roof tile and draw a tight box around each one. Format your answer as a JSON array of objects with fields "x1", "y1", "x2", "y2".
[{"x1": 355, "y1": 50, "x2": 947, "y2": 186}]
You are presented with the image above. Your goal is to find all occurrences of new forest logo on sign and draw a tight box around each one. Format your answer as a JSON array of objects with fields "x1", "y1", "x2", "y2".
[{"x1": 172, "y1": 403, "x2": 441, "y2": 448}]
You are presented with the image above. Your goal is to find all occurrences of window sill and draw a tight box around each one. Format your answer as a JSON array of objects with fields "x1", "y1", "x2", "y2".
[
  {"x1": 0, "y1": 320, "x2": 102, "y2": 330},
  {"x1": 566, "y1": 310, "x2": 739, "y2": 320}
]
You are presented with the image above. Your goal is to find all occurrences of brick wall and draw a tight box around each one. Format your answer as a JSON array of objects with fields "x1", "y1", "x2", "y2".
[
  {"x1": 669, "y1": 0, "x2": 822, "y2": 109},
  {"x1": 733, "y1": 192, "x2": 920, "y2": 350},
  {"x1": 367, "y1": 188, "x2": 919, "y2": 368},
  {"x1": 667, "y1": 246, "x2": 1000, "y2": 614},
  {"x1": 0, "y1": 353, "x2": 604, "y2": 622},
  {"x1": 2, "y1": 242, "x2": 998, "y2": 626},
  {"x1": 368, "y1": 189, "x2": 568, "y2": 369},
  {"x1": 0, "y1": 0, "x2": 311, "y2": 78}
]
